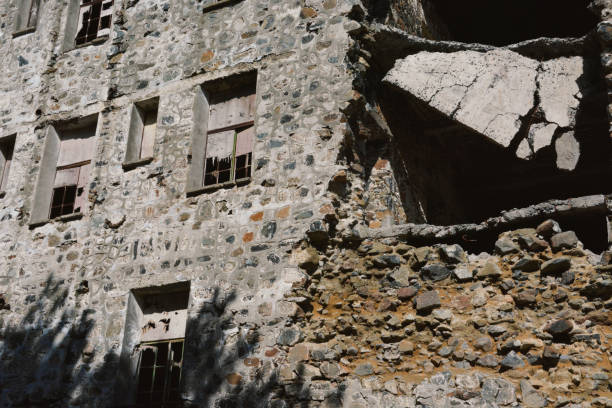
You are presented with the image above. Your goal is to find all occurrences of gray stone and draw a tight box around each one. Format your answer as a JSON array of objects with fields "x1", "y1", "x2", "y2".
[
  {"x1": 520, "y1": 380, "x2": 547, "y2": 408},
  {"x1": 278, "y1": 328, "x2": 302, "y2": 346},
  {"x1": 546, "y1": 319, "x2": 573, "y2": 337},
  {"x1": 477, "y1": 354, "x2": 500, "y2": 368},
  {"x1": 512, "y1": 257, "x2": 542, "y2": 273},
  {"x1": 414, "y1": 290, "x2": 441, "y2": 314},
  {"x1": 536, "y1": 219, "x2": 562, "y2": 239},
  {"x1": 501, "y1": 351, "x2": 525, "y2": 369},
  {"x1": 476, "y1": 262, "x2": 502, "y2": 279},
  {"x1": 495, "y1": 238, "x2": 520, "y2": 255},
  {"x1": 420, "y1": 263, "x2": 451, "y2": 282},
  {"x1": 354, "y1": 363, "x2": 374, "y2": 376},
  {"x1": 551, "y1": 231, "x2": 579, "y2": 252},
  {"x1": 555, "y1": 131, "x2": 580, "y2": 171},
  {"x1": 541, "y1": 257, "x2": 571, "y2": 275},
  {"x1": 452, "y1": 266, "x2": 473, "y2": 282},
  {"x1": 474, "y1": 336, "x2": 494, "y2": 352},
  {"x1": 439, "y1": 244, "x2": 466, "y2": 264}
]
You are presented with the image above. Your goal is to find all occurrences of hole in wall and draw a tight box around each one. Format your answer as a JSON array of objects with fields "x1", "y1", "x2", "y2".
[
  {"x1": 428, "y1": 0, "x2": 598, "y2": 46},
  {"x1": 376, "y1": 74, "x2": 612, "y2": 227}
]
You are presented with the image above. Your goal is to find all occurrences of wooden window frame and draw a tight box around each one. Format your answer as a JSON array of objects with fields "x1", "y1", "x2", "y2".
[
  {"x1": 49, "y1": 160, "x2": 91, "y2": 219},
  {"x1": 203, "y1": 121, "x2": 254, "y2": 188},
  {"x1": 75, "y1": 0, "x2": 114, "y2": 47},
  {"x1": 135, "y1": 338, "x2": 185, "y2": 408}
]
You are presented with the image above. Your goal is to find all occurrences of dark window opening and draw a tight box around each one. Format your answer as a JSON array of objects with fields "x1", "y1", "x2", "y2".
[
  {"x1": 0, "y1": 136, "x2": 15, "y2": 192},
  {"x1": 75, "y1": 0, "x2": 113, "y2": 46},
  {"x1": 50, "y1": 185, "x2": 77, "y2": 219},
  {"x1": 429, "y1": 0, "x2": 598, "y2": 46},
  {"x1": 136, "y1": 339, "x2": 184, "y2": 408}
]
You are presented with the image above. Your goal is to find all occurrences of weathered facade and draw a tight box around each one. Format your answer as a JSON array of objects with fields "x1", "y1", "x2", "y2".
[{"x1": 0, "y1": 0, "x2": 610, "y2": 407}]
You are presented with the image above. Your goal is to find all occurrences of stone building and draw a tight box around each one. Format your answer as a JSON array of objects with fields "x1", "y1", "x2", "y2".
[{"x1": 0, "y1": 0, "x2": 610, "y2": 407}]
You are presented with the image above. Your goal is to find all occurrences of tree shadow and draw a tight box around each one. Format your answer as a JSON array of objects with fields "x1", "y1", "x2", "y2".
[{"x1": 1, "y1": 281, "x2": 343, "y2": 407}]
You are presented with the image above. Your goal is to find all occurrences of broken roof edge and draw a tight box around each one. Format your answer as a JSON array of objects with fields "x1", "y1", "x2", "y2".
[
  {"x1": 364, "y1": 23, "x2": 599, "y2": 71},
  {"x1": 349, "y1": 194, "x2": 609, "y2": 243}
]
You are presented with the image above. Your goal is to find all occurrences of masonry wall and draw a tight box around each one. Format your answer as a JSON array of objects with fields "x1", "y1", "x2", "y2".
[
  {"x1": 0, "y1": 0, "x2": 359, "y2": 406},
  {"x1": 0, "y1": 0, "x2": 610, "y2": 407}
]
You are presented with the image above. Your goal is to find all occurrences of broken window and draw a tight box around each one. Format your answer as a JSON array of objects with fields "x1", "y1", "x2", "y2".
[
  {"x1": 30, "y1": 115, "x2": 98, "y2": 226},
  {"x1": 136, "y1": 340, "x2": 184, "y2": 408},
  {"x1": 0, "y1": 136, "x2": 15, "y2": 192},
  {"x1": 124, "y1": 98, "x2": 159, "y2": 169},
  {"x1": 204, "y1": 84, "x2": 256, "y2": 187},
  {"x1": 187, "y1": 72, "x2": 257, "y2": 194},
  {"x1": 118, "y1": 285, "x2": 190, "y2": 408},
  {"x1": 75, "y1": 0, "x2": 113, "y2": 46},
  {"x1": 430, "y1": 0, "x2": 598, "y2": 46}
]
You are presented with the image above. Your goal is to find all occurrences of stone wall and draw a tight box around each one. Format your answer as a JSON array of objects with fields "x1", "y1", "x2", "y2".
[{"x1": 0, "y1": 0, "x2": 610, "y2": 407}]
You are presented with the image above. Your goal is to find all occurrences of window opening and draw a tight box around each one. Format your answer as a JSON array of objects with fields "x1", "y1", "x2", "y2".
[
  {"x1": 204, "y1": 85, "x2": 255, "y2": 187},
  {"x1": 50, "y1": 121, "x2": 96, "y2": 219},
  {"x1": 50, "y1": 161, "x2": 90, "y2": 219},
  {"x1": 75, "y1": 0, "x2": 113, "y2": 46},
  {"x1": 0, "y1": 136, "x2": 15, "y2": 192},
  {"x1": 136, "y1": 339, "x2": 184, "y2": 408}
]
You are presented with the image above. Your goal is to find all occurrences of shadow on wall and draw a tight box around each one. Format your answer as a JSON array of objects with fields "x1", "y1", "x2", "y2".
[
  {"x1": 0, "y1": 275, "x2": 109, "y2": 407},
  {"x1": 0, "y1": 281, "x2": 341, "y2": 407}
]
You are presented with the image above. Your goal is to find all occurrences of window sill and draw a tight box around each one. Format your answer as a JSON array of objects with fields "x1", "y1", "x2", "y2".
[
  {"x1": 186, "y1": 177, "x2": 251, "y2": 197},
  {"x1": 29, "y1": 212, "x2": 84, "y2": 229},
  {"x1": 202, "y1": 0, "x2": 243, "y2": 13},
  {"x1": 12, "y1": 27, "x2": 36, "y2": 38},
  {"x1": 122, "y1": 157, "x2": 154, "y2": 171},
  {"x1": 75, "y1": 36, "x2": 109, "y2": 49}
]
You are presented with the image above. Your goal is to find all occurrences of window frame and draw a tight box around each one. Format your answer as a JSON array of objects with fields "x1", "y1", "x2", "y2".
[
  {"x1": 49, "y1": 159, "x2": 91, "y2": 219},
  {"x1": 135, "y1": 338, "x2": 185, "y2": 408},
  {"x1": 30, "y1": 115, "x2": 99, "y2": 228},
  {"x1": 0, "y1": 135, "x2": 16, "y2": 193},
  {"x1": 203, "y1": 121, "x2": 254, "y2": 187},
  {"x1": 187, "y1": 72, "x2": 258, "y2": 196},
  {"x1": 12, "y1": 0, "x2": 40, "y2": 37},
  {"x1": 123, "y1": 98, "x2": 160, "y2": 171},
  {"x1": 74, "y1": 0, "x2": 115, "y2": 47}
]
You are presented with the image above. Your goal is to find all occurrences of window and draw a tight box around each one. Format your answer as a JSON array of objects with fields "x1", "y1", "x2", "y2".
[
  {"x1": 116, "y1": 283, "x2": 190, "y2": 408},
  {"x1": 30, "y1": 115, "x2": 98, "y2": 226},
  {"x1": 0, "y1": 136, "x2": 15, "y2": 192},
  {"x1": 13, "y1": 0, "x2": 40, "y2": 36},
  {"x1": 187, "y1": 73, "x2": 257, "y2": 193},
  {"x1": 124, "y1": 98, "x2": 159, "y2": 169},
  {"x1": 136, "y1": 340, "x2": 184, "y2": 408},
  {"x1": 75, "y1": 0, "x2": 113, "y2": 46}
]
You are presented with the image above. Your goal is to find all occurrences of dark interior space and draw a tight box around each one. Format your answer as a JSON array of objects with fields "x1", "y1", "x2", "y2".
[
  {"x1": 378, "y1": 77, "x2": 612, "y2": 228},
  {"x1": 428, "y1": 0, "x2": 599, "y2": 46}
]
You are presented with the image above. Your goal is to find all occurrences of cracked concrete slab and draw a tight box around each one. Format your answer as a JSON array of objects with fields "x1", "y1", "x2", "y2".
[
  {"x1": 539, "y1": 57, "x2": 583, "y2": 128},
  {"x1": 383, "y1": 49, "x2": 588, "y2": 170},
  {"x1": 384, "y1": 49, "x2": 538, "y2": 148}
]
